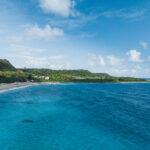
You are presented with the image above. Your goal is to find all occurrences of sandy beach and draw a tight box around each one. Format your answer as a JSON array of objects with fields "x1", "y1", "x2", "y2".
[
  {"x1": 0, "y1": 82, "x2": 63, "y2": 91},
  {"x1": 0, "y1": 82, "x2": 38, "y2": 91}
]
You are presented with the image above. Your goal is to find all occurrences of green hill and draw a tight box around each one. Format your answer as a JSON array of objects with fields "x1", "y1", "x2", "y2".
[
  {"x1": 0, "y1": 59, "x2": 16, "y2": 71},
  {"x1": 0, "y1": 59, "x2": 146, "y2": 83},
  {"x1": 0, "y1": 59, "x2": 110, "y2": 78},
  {"x1": 21, "y1": 68, "x2": 111, "y2": 78}
]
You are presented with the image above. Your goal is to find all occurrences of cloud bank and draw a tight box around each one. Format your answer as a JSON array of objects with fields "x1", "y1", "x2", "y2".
[
  {"x1": 39, "y1": 0, "x2": 78, "y2": 17},
  {"x1": 26, "y1": 24, "x2": 64, "y2": 40},
  {"x1": 127, "y1": 50, "x2": 143, "y2": 63}
]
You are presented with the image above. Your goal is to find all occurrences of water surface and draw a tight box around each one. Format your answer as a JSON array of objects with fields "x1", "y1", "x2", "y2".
[{"x1": 0, "y1": 83, "x2": 150, "y2": 150}]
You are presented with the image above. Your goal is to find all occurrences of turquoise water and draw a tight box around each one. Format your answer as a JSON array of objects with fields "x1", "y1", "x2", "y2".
[{"x1": 0, "y1": 83, "x2": 150, "y2": 150}]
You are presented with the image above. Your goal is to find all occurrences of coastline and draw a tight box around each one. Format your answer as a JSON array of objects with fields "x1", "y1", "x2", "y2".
[
  {"x1": 0, "y1": 82, "x2": 38, "y2": 92},
  {"x1": 0, "y1": 81, "x2": 150, "y2": 92},
  {"x1": 0, "y1": 82, "x2": 65, "y2": 92},
  {"x1": 0, "y1": 82, "x2": 62, "y2": 91}
]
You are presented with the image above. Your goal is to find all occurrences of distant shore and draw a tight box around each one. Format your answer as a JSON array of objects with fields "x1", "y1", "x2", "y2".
[{"x1": 0, "y1": 81, "x2": 150, "y2": 92}]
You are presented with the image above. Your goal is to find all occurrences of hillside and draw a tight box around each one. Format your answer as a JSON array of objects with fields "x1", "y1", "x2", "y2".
[
  {"x1": 0, "y1": 59, "x2": 111, "y2": 79},
  {"x1": 0, "y1": 59, "x2": 16, "y2": 71},
  {"x1": 21, "y1": 68, "x2": 111, "y2": 78},
  {"x1": 0, "y1": 59, "x2": 147, "y2": 83}
]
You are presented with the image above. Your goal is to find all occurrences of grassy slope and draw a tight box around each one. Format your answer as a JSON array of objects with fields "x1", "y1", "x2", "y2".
[{"x1": 0, "y1": 59, "x2": 16, "y2": 71}]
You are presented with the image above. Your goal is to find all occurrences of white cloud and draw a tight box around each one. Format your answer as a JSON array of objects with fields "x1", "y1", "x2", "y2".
[
  {"x1": 107, "y1": 55, "x2": 124, "y2": 66},
  {"x1": 88, "y1": 54, "x2": 105, "y2": 67},
  {"x1": 11, "y1": 45, "x2": 47, "y2": 55},
  {"x1": 99, "y1": 56, "x2": 105, "y2": 66},
  {"x1": 103, "y1": 64, "x2": 144, "y2": 77},
  {"x1": 49, "y1": 9, "x2": 147, "y2": 29},
  {"x1": 10, "y1": 24, "x2": 64, "y2": 41},
  {"x1": 140, "y1": 41, "x2": 148, "y2": 49},
  {"x1": 129, "y1": 65, "x2": 142, "y2": 75},
  {"x1": 26, "y1": 24, "x2": 64, "y2": 40},
  {"x1": 24, "y1": 56, "x2": 49, "y2": 68},
  {"x1": 49, "y1": 62, "x2": 72, "y2": 70},
  {"x1": 108, "y1": 68, "x2": 128, "y2": 76},
  {"x1": 88, "y1": 53, "x2": 97, "y2": 67},
  {"x1": 127, "y1": 49, "x2": 143, "y2": 62},
  {"x1": 23, "y1": 55, "x2": 65, "y2": 69},
  {"x1": 39, "y1": 0, "x2": 78, "y2": 17},
  {"x1": 49, "y1": 9, "x2": 147, "y2": 30},
  {"x1": 102, "y1": 9, "x2": 147, "y2": 19}
]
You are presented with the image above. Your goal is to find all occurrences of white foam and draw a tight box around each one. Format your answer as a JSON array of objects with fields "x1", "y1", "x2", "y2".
[{"x1": 0, "y1": 85, "x2": 33, "y2": 94}]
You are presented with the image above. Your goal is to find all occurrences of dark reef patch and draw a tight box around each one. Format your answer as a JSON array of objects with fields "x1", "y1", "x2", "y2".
[
  {"x1": 26, "y1": 102, "x2": 39, "y2": 104},
  {"x1": 22, "y1": 120, "x2": 33, "y2": 123}
]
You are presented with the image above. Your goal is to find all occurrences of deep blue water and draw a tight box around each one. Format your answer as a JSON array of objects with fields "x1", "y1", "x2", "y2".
[{"x1": 0, "y1": 83, "x2": 150, "y2": 150}]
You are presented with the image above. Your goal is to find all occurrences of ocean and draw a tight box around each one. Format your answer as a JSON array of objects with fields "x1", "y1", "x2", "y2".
[{"x1": 0, "y1": 83, "x2": 150, "y2": 150}]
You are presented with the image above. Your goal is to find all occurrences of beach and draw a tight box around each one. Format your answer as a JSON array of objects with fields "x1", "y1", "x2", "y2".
[
  {"x1": 0, "y1": 82, "x2": 64, "y2": 91},
  {"x1": 0, "y1": 82, "x2": 37, "y2": 91}
]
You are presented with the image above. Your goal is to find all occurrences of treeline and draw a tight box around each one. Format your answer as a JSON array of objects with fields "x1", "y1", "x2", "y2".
[
  {"x1": 35, "y1": 76, "x2": 146, "y2": 83},
  {"x1": 21, "y1": 68, "x2": 110, "y2": 78},
  {"x1": 118, "y1": 77, "x2": 146, "y2": 82},
  {"x1": 0, "y1": 71, "x2": 33, "y2": 83}
]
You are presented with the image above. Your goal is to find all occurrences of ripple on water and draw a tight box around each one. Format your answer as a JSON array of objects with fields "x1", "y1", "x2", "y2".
[{"x1": 0, "y1": 83, "x2": 150, "y2": 150}]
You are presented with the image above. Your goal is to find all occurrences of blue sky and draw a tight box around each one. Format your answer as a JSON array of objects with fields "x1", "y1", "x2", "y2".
[{"x1": 0, "y1": 0, "x2": 150, "y2": 77}]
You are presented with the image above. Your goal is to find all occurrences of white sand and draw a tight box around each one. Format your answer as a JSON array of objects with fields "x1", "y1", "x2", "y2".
[
  {"x1": 0, "y1": 82, "x2": 63, "y2": 91},
  {"x1": 0, "y1": 82, "x2": 38, "y2": 91}
]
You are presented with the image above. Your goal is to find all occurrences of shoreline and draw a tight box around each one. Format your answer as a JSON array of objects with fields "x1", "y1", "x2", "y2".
[
  {"x1": 0, "y1": 82, "x2": 38, "y2": 92},
  {"x1": 0, "y1": 82, "x2": 65, "y2": 92},
  {"x1": 0, "y1": 81, "x2": 150, "y2": 92},
  {"x1": 0, "y1": 82, "x2": 63, "y2": 92}
]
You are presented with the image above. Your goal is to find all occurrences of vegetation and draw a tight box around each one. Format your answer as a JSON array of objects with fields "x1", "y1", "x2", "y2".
[
  {"x1": 21, "y1": 68, "x2": 110, "y2": 78},
  {"x1": 0, "y1": 71, "x2": 28, "y2": 83},
  {"x1": 118, "y1": 77, "x2": 146, "y2": 82},
  {"x1": 0, "y1": 59, "x2": 147, "y2": 83},
  {"x1": 0, "y1": 59, "x2": 16, "y2": 71},
  {"x1": 71, "y1": 78, "x2": 120, "y2": 83}
]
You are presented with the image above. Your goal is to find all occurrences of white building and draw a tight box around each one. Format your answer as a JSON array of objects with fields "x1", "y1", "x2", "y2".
[{"x1": 45, "y1": 76, "x2": 50, "y2": 80}]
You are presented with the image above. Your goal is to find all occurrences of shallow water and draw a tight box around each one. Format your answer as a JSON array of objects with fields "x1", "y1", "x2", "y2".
[{"x1": 0, "y1": 83, "x2": 150, "y2": 150}]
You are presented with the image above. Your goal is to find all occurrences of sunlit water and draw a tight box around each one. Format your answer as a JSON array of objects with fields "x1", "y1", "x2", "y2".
[{"x1": 0, "y1": 83, "x2": 150, "y2": 150}]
